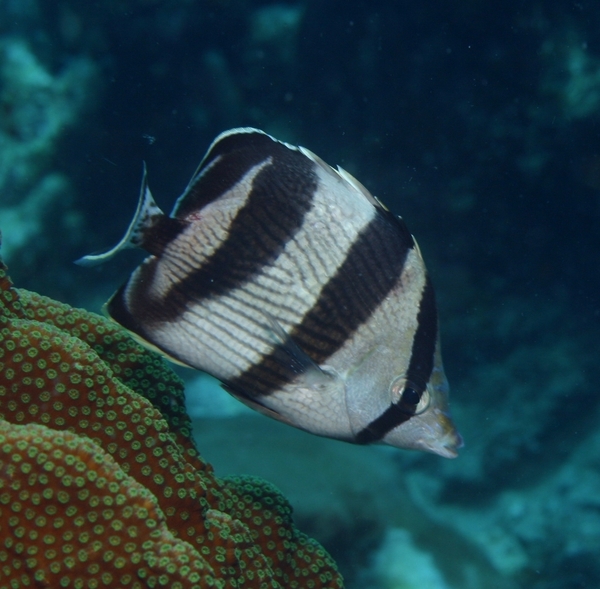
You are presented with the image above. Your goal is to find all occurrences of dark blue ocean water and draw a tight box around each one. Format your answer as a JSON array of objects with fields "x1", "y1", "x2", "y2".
[{"x1": 1, "y1": 1, "x2": 599, "y2": 587}]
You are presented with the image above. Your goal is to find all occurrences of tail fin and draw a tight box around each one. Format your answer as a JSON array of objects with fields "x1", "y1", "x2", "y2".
[{"x1": 75, "y1": 164, "x2": 165, "y2": 266}]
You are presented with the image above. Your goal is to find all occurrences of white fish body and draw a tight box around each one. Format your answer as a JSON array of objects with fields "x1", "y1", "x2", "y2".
[{"x1": 79, "y1": 128, "x2": 462, "y2": 458}]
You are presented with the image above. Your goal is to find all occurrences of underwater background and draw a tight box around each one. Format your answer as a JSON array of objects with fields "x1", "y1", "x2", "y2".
[{"x1": 1, "y1": 1, "x2": 599, "y2": 587}]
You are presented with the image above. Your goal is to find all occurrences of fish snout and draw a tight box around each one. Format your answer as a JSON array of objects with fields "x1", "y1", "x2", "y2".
[{"x1": 421, "y1": 409, "x2": 463, "y2": 458}]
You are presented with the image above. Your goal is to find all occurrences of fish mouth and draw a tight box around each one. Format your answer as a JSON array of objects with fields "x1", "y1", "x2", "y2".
[
  {"x1": 431, "y1": 433, "x2": 464, "y2": 458},
  {"x1": 423, "y1": 410, "x2": 464, "y2": 458}
]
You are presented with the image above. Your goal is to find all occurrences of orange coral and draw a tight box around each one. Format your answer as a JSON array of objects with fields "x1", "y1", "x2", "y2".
[
  {"x1": 0, "y1": 420, "x2": 216, "y2": 588},
  {"x1": 0, "y1": 258, "x2": 344, "y2": 589}
]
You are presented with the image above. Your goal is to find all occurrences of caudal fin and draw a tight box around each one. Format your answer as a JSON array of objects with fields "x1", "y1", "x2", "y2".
[{"x1": 75, "y1": 164, "x2": 165, "y2": 266}]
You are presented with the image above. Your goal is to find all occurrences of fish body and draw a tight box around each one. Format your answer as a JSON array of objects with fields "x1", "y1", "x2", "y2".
[{"x1": 80, "y1": 128, "x2": 462, "y2": 457}]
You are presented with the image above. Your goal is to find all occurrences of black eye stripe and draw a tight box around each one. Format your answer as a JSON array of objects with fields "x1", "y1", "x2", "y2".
[
  {"x1": 355, "y1": 276, "x2": 437, "y2": 445},
  {"x1": 354, "y1": 400, "x2": 417, "y2": 445}
]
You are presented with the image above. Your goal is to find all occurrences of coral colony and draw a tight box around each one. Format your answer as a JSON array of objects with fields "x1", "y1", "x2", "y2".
[{"x1": 0, "y1": 255, "x2": 343, "y2": 588}]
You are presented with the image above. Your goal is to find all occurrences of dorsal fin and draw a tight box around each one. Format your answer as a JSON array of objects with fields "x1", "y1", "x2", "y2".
[
  {"x1": 297, "y1": 144, "x2": 388, "y2": 211},
  {"x1": 336, "y1": 165, "x2": 389, "y2": 211},
  {"x1": 76, "y1": 164, "x2": 165, "y2": 266}
]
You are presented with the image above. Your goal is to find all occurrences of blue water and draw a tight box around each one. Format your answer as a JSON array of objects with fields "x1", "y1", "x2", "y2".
[{"x1": 1, "y1": 1, "x2": 599, "y2": 587}]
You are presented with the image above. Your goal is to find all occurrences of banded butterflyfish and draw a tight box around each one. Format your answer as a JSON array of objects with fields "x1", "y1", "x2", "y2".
[{"x1": 79, "y1": 128, "x2": 463, "y2": 457}]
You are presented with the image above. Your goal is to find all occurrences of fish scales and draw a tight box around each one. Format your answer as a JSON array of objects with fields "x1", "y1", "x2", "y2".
[
  {"x1": 79, "y1": 127, "x2": 462, "y2": 458},
  {"x1": 125, "y1": 154, "x2": 381, "y2": 379},
  {"x1": 234, "y1": 211, "x2": 413, "y2": 379}
]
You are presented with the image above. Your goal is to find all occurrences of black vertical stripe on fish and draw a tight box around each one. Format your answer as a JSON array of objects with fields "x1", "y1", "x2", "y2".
[
  {"x1": 228, "y1": 210, "x2": 415, "y2": 396},
  {"x1": 354, "y1": 275, "x2": 438, "y2": 444},
  {"x1": 140, "y1": 216, "x2": 189, "y2": 257},
  {"x1": 354, "y1": 400, "x2": 416, "y2": 445},
  {"x1": 109, "y1": 144, "x2": 318, "y2": 326},
  {"x1": 295, "y1": 211, "x2": 415, "y2": 362},
  {"x1": 107, "y1": 258, "x2": 161, "y2": 344},
  {"x1": 404, "y1": 275, "x2": 438, "y2": 393},
  {"x1": 174, "y1": 130, "x2": 297, "y2": 219}
]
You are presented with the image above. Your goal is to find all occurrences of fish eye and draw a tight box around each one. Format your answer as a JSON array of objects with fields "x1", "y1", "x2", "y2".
[
  {"x1": 389, "y1": 375, "x2": 431, "y2": 415},
  {"x1": 402, "y1": 386, "x2": 420, "y2": 405}
]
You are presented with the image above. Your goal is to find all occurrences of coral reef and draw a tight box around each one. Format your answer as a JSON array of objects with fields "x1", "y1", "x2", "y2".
[{"x1": 0, "y1": 253, "x2": 343, "y2": 588}]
